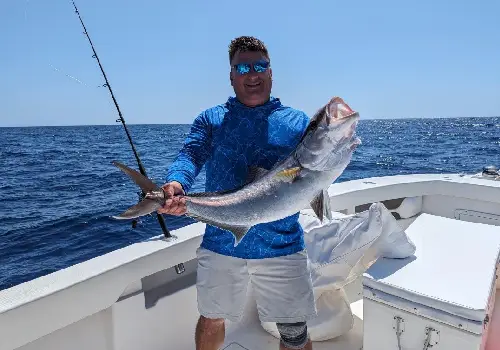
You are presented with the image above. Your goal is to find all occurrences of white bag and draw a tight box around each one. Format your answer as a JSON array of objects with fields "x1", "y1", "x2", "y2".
[{"x1": 261, "y1": 202, "x2": 417, "y2": 341}]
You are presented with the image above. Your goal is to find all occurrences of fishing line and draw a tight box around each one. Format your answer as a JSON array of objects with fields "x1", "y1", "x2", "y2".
[
  {"x1": 69, "y1": 1, "x2": 185, "y2": 274},
  {"x1": 23, "y1": 0, "x2": 92, "y2": 87},
  {"x1": 49, "y1": 63, "x2": 89, "y2": 86},
  {"x1": 24, "y1": 0, "x2": 29, "y2": 22}
]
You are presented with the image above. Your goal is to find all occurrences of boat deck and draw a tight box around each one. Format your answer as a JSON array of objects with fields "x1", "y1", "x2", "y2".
[
  {"x1": 219, "y1": 283, "x2": 500, "y2": 350},
  {"x1": 104, "y1": 270, "x2": 500, "y2": 350},
  {"x1": 221, "y1": 284, "x2": 364, "y2": 350}
]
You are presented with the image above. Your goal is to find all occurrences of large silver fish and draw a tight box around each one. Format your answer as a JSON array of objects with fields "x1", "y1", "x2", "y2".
[{"x1": 112, "y1": 96, "x2": 361, "y2": 246}]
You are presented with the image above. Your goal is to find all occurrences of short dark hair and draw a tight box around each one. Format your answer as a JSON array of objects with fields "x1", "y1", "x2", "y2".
[{"x1": 228, "y1": 36, "x2": 270, "y2": 64}]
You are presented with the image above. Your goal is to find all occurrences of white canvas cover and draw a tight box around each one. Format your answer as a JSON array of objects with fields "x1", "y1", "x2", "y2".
[
  {"x1": 261, "y1": 202, "x2": 417, "y2": 341},
  {"x1": 363, "y1": 213, "x2": 500, "y2": 329}
]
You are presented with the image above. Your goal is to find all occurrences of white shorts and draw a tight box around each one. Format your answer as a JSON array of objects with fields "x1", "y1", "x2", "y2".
[{"x1": 195, "y1": 247, "x2": 317, "y2": 323}]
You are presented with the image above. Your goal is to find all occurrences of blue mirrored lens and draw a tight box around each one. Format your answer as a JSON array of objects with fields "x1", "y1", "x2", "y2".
[
  {"x1": 254, "y1": 60, "x2": 269, "y2": 73},
  {"x1": 235, "y1": 63, "x2": 251, "y2": 75}
]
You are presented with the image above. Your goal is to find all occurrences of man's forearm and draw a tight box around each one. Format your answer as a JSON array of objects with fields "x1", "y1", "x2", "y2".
[
  {"x1": 165, "y1": 112, "x2": 211, "y2": 193},
  {"x1": 165, "y1": 152, "x2": 203, "y2": 193}
]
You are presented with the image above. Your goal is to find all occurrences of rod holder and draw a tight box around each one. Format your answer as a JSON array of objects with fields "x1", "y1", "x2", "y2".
[{"x1": 175, "y1": 263, "x2": 186, "y2": 274}]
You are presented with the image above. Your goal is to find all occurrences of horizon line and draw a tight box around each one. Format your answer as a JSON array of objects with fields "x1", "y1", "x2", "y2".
[{"x1": 0, "y1": 114, "x2": 498, "y2": 128}]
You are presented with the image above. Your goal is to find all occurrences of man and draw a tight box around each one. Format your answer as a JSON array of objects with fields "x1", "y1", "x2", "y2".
[{"x1": 158, "y1": 36, "x2": 316, "y2": 350}]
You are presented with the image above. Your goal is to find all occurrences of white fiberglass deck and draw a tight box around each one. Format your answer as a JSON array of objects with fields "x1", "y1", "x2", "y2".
[
  {"x1": 221, "y1": 281, "x2": 365, "y2": 350},
  {"x1": 222, "y1": 291, "x2": 500, "y2": 350},
  {"x1": 1, "y1": 173, "x2": 500, "y2": 350}
]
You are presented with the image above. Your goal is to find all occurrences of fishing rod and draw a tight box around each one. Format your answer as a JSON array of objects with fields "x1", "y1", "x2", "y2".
[{"x1": 71, "y1": 1, "x2": 185, "y2": 274}]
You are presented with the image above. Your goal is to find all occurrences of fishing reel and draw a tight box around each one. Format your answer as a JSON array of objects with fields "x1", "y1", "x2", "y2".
[{"x1": 482, "y1": 165, "x2": 499, "y2": 178}]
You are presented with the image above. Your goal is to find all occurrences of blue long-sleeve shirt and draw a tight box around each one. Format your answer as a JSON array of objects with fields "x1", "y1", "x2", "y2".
[{"x1": 165, "y1": 96, "x2": 310, "y2": 259}]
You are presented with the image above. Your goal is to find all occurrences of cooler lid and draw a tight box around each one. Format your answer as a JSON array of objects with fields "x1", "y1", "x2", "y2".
[{"x1": 363, "y1": 213, "x2": 500, "y2": 323}]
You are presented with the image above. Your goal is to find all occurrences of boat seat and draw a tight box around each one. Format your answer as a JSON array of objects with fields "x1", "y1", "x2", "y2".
[{"x1": 363, "y1": 213, "x2": 500, "y2": 330}]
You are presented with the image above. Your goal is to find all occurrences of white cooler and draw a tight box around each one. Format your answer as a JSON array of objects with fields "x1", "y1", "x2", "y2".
[{"x1": 362, "y1": 213, "x2": 500, "y2": 350}]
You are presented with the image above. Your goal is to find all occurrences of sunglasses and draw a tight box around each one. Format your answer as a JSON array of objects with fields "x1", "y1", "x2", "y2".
[{"x1": 232, "y1": 60, "x2": 270, "y2": 75}]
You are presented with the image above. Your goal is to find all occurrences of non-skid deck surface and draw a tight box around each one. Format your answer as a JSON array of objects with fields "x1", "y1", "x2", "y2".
[
  {"x1": 223, "y1": 344, "x2": 250, "y2": 350},
  {"x1": 221, "y1": 288, "x2": 364, "y2": 350},
  {"x1": 221, "y1": 289, "x2": 500, "y2": 350},
  {"x1": 222, "y1": 315, "x2": 363, "y2": 350}
]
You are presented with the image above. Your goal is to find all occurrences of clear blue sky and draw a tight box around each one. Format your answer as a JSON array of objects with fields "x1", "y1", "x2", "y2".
[{"x1": 1, "y1": 0, "x2": 499, "y2": 127}]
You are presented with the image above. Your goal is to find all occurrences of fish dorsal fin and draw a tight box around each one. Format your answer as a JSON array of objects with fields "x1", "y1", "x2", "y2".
[
  {"x1": 310, "y1": 189, "x2": 333, "y2": 222},
  {"x1": 185, "y1": 213, "x2": 251, "y2": 246},
  {"x1": 112, "y1": 161, "x2": 159, "y2": 192},
  {"x1": 246, "y1": 166, "x2": 269, "y2": 184},
  {"x1": 274, "y1": 166, "x2": 302, "y2": 183}
]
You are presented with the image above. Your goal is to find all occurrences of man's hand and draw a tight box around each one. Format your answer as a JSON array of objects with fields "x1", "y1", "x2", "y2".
[{"x1": 157, "y1": 181, "x2": 187, "y2": 216}]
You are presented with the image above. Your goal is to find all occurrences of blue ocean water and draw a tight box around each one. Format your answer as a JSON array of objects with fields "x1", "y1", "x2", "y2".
[{"x1": 0, "y1": 117, "x2": 499, "y2": 291}]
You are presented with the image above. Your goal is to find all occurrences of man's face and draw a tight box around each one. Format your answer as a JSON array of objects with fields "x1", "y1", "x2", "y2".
[{"x1": 230, "y1": 50, "x2": 272, "y2": 107}]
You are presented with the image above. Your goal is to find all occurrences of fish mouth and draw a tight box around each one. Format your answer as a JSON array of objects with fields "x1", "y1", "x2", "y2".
[
  {"x1": 323, "y1": 96, "x2": 360, "y2": 144},
  {"x1": 326, "y1": 96, "x2": 359, "y2": 124}
]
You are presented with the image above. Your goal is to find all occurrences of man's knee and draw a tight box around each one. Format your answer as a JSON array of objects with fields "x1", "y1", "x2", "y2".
[
  {"x1": 197, "y1": 315, "x2": 225, "y2": 333},
  {"x1": 276, "y1": 321, "x2": 309, "y2": 349}
]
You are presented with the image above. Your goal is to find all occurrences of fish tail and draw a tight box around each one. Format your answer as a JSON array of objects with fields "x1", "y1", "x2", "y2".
[
  {"x1": 112, "y1": 199, "x2": 161, "y2": 220},
  {"x1": 112, "y1": 161, "x2": 160, "y2": 193}
]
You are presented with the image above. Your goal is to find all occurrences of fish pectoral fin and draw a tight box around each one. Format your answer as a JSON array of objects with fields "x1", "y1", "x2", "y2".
[
  {"x1": 228, "y1": 226, "x2": 252, "y2": 246},
  {"x1": 112, "y1": 161, "x2": 160, "y2": 193},
  {"x1": 274, "y1": 167, "x2": 302, "y2": 183},
  {"x1": 185, "y1": 213, "x2": 251, "y2": 246},
  {"x1": 310, "y1": 189, "x2": 333, "y2": 222},
  {"x1": 112, "y1": 199, "x2": 161, "y2": 220}
]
